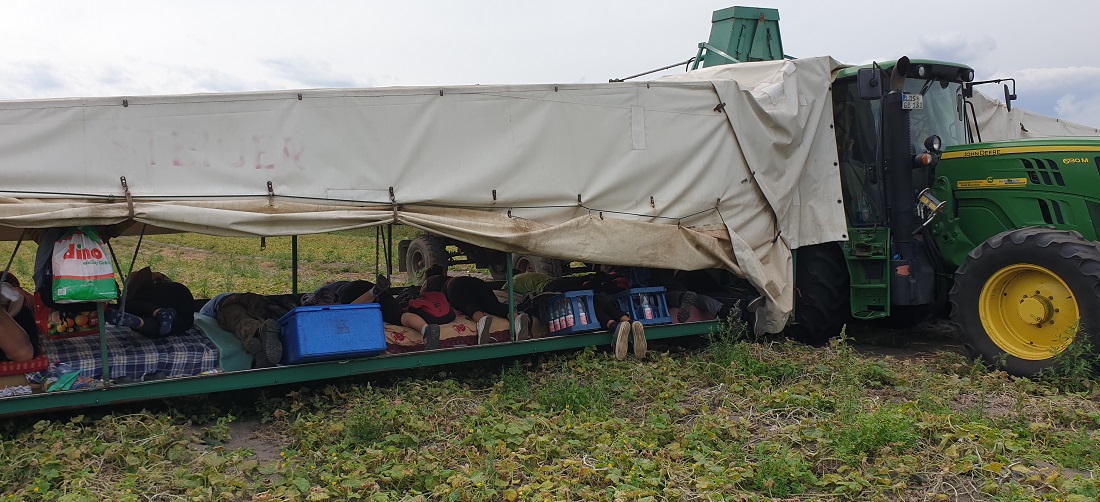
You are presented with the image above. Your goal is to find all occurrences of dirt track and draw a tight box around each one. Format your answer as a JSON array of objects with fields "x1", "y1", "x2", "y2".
[{"x1": 844, "y1": 317, "x2": 971, "y2": 361}]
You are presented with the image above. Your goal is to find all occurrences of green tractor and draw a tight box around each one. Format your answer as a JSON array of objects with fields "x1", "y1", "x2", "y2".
[
  {"x1": 699, "y1": 7, "x2": 1100, "y2": 375},
  {"x1": 829, "y1": 59, "x2": 1100, "y2": 376}
]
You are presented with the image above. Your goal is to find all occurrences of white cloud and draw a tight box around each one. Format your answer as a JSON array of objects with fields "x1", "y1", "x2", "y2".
[
  {"x1": 1012, "y1": 66, "x2": 1100, "y2": 91},
  {"x1": 1054, "y1": 93, "x2": 1100, "y2": 128},
  {"x1": 915, "y1": 32, "x2": 998, "y2": 68}
]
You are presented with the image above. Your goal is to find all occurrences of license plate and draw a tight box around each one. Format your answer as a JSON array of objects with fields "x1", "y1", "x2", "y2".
[{"x1": 902, "y1": 93, "x2": 924, "y2": 110}]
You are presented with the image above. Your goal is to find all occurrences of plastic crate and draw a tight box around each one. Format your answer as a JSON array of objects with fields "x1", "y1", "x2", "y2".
[
  {"x1": 614, "y1": 287, "x2": 671, "y2": 326},
  {"x1": 539, "y1": 290, "x2": 601, "y2": 335},
  {"x1": 277, "y1": 303, "x2": 386, "y2": 364}
]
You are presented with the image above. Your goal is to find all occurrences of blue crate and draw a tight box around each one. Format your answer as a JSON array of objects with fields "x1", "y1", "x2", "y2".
[
  {"x1": 277, "y1": 303, "x2": 386, "y2": 364},
  {"x1": 615, "y1": 287, "x2": 671, "y2": 326},
  {"x1": 539, "y1": 290, "x2": 601, "y2": 335}
]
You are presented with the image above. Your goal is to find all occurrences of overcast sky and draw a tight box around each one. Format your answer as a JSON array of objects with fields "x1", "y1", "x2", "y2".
[{"x1": 3, "y1": 1, "x2": 1098, "y2": 128}]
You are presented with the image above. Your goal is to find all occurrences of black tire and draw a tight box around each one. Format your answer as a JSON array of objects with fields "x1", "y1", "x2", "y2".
[
  {"x1": 784, "y1": 242, "x2": 851, "y2": 346},
  {"x1": 488, "y1": 262, "x2": 509, "y2": 281},
  {"x1": 950, "y1": 227, "x2": 1100, "y2": 376},
  {"x1": 405, "y1": 235, "x2": 450, "y2": 279},
  {"x1": 513, "y1": 255, "x2": 563, "y2": 277}
]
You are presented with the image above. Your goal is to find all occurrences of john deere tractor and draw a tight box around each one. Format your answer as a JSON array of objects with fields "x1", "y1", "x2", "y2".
[{"x1": 699, "y1": 7, "x2": 1100, "y2": 375}]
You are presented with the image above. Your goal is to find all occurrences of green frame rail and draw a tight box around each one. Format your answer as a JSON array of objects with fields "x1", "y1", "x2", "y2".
[{"x1": 0, "y1": 320, "x2": 719, "y2": 417}]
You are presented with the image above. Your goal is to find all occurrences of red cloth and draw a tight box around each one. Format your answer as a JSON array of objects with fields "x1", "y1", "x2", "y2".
[{"x1": 407, "y1": 292, "x2": 453, "y2": 319}]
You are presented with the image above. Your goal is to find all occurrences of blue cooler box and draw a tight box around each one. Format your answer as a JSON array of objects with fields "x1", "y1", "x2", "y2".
[{"x1": 277, "y1": 303, "x2": 386, "y2": 364}]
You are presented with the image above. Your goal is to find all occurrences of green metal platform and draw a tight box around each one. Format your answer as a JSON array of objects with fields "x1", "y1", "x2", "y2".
[{"x1": 0, "y1": 320, "x2": 719, "y2": 417}]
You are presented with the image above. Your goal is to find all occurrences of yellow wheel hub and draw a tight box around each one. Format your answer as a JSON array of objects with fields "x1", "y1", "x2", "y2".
[{"x1": 980, "y1": 264, "x2": 1079, "y2": 360}]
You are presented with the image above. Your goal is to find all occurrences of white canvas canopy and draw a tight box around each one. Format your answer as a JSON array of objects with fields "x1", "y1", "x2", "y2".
[
  {"x1": 972, "y1": 91, "x2": 1100, "y2": 141},
  {"x1": 0, "y1": 56, "x2": 848, "y2": 333}
]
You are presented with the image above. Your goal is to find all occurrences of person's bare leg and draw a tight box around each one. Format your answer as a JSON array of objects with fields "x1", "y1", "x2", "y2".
[
  {"x1": 0, "y1": 310, "x2": 33, "y2": 361},
  {"x1": 402, "y1": 312, "x2": 440, "y2": 350}
]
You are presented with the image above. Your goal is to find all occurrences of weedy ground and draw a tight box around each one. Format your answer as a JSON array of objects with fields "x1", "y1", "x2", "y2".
[{"x1": 1, "y1": 232, "x2": 1098, "y2": 500}]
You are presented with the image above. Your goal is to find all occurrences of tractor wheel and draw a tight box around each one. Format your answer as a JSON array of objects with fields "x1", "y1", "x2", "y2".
[
  {"x1": 513, "y1": 255, "x2": 564, "y2": 277},
  {"x1": 784, "y1": 242, "x2": 851, "y2": 346},
  {"x1": 950, "y1": 227, "x2": 1100, "y2": 376},
  {"x1": 405, "y1": 235, "x2": 449, "y2": 279}
]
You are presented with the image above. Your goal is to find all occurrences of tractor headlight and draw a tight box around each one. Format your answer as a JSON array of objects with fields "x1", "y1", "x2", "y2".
[{"x1": 924, "y1": 135, "x2": 942, "y2": 153}]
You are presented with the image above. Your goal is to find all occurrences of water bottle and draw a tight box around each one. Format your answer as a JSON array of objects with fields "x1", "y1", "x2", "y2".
[
  {"x1": 565, "y1": 299, "x2": 575, "y2": 327},
  {"x1": 642, "y1": 294, "x2": 654, "y2": 320},
  {"x1": 548, "y1": 302, "x2": 557, "y2": 332},
  {"x1": 577, "y1": 300, "x2": 588, "y2": 326},
  {"x1": 551, "y1": 301, "x2": 561, "y2": 332}
]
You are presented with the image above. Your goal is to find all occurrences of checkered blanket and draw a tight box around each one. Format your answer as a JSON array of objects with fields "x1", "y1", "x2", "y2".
[{"x1": 41, "y1": 324, "x2": 219, "y2": 380}]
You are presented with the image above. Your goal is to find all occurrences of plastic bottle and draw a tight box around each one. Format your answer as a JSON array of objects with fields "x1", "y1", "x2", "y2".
[
  {"x1": 551, "y1": 301, "x2": 561, "y2": 332},
  {"x1": 565, "y1": 299, "x2": 575, "y2": 327},
  {"x1": 641, "y1": 294, "x2": 654, "y2": 320},
  {"x1": 576, "y1": 300, "x2": 588, "y2": 326}
]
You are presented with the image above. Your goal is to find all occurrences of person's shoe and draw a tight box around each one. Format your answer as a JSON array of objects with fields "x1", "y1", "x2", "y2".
[
  {"x1": 423, "y1": 324, "x2": 441, "y2": 350},
  {"x1": 371, "y1": 274, "x2": 391, "y2": 296},
  {"x1": 242, "y1": 337, "x2": 262, "y2": 356},
  {"x1": 154, "y1": 308, "x2": 177, "y2": 337},
  {"x1": 631, "y1": 320, "x2": 647, "y2": 358},
  {"x1": 477, "y1": 315, "x2": 495, "y2": 344},
  {"x1": 252, "y1": 349, "x2": 276, "y2": 369},
  {"x1": 259, "y1": 319, "x2": 283, "y2": 364},
  {"x1": 515, "y1": 313, "x2": 531, "y2": 341},
  {"x1": 677, "y1": 291, "x2": 697, "y2": 323},
  {"x1": 614, "y1": 321, "x2": 631, "y2": 361}
]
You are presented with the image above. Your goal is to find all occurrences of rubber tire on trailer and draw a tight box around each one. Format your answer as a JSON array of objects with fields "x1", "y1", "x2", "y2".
[
  {"x1": 488, "y1": 262, "x2": 509, "y2": 281},
  {"x1": 513, "y1": 255, "x2": 563, "y2": 277},
  {"x1": 950, "y1": 227, "x2": 1100, "y2": 376},
  {"x1": 784, "y1": 242, "x2": 851, "y2": 346},
  {"x1": 405, "y1": 235, "x2": 449, "y2": 279}
]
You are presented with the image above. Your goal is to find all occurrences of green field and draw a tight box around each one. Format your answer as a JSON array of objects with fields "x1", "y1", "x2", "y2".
[{"x1": 1, "y1": 233, "x2": 1099, "y2": 500}]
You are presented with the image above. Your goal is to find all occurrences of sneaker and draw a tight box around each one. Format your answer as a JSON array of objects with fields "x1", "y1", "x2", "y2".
[
  {"x1": 423, "y1": 324, "x2": 441, "y2": 350},
  {"x1": 259, "y1": 318, "x2": 283, "y2": 364},
  {"x1": 372, "y1": 274, "x2": 391, "y2": 296},
  {"x1": 677, "y1": 291, "x2": 697, "y2": 323},
  {"x1": 613, "y1": 322, "x2": 631, "y2": 361},
  {"x1": 477, "y1": 315, "x2": 495, "y2": 345},
  {"x1": 252, "y1": 349, "x2": 276, "y2": 369},
  {"x1": 631, "y1": 320, "x2": 647, "y2": 358},
  {"x1": 515, "y1": 313, "x2": 531, "y2": 341},
  {"x1": 242, "y1": 336, "x2": 262, "y2": 356}
]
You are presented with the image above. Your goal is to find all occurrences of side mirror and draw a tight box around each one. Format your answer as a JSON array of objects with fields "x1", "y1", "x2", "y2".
[
  {"x1": 1004, "y1": 83, "x2": 1017, "y2": 112},
  {"x1": 857, "y1": 67, "x2": 884, "y2": 100}
]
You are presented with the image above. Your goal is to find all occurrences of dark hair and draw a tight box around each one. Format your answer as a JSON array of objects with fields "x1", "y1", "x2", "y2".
[
  {"x1": 423, "y1": 275, "x2": 449, "y2": 293},
  {"x1": 424, "y1": 265, "x2": 447, "y2": 279}
]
